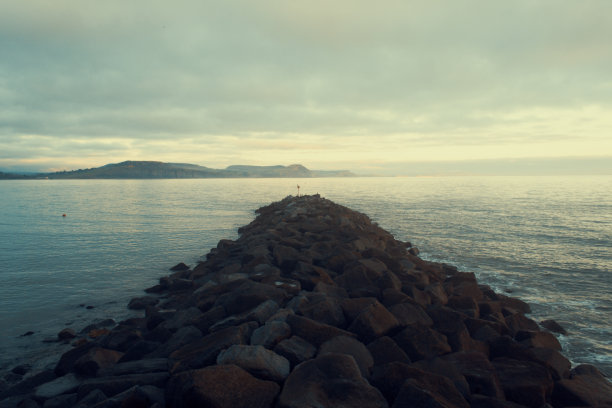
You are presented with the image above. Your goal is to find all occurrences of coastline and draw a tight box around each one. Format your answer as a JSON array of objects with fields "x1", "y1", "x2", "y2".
[{"x1": 1, "y1": 195, "x2": 610, "y2": 407}]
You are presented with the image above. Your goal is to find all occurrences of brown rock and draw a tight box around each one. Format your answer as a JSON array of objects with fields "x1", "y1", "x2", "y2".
[
  {"x1": 393, "y1": 326, "x2": 452, "y2": 361},
  {"x1": 216, "y1": 345, "x2": 290, "y2": 382},
  {"x1": 285, "y1": 314, "x2": 355, "y2": 347},
  {"x1": 55, "y1": 342, "x2": 97, "y2": 376},
  {"x1": 73, "y1": 347, "x2": 124, "y2": 376},
  {"x1": 540, "y1": 319, "x2": 567, "y2": 335},
  {"x1": 530, "y1": 347, "x2": 571, "y2": 380},
  {"x1": 57, "y1": 328, "x2": 76, "y2": 341},
  {"x1": 274, "y1": 336, "x2": 316, "y2": 367},
  {"x1": 277, "y1": 353, "x2": 388, "y2": 408},
  {"x1": 128, "y1": 296, "x2": 159, "y2": 310},
  {"x1": 367, "y1": 336, "x2": 411, "y2": 366},
  {"x1": 214, "y1": 280, "x2": 287, "y2": 316},
  {"x1": 492, "y1": 357, "x2": 553, "y2": 408},
  {"x1": 392, "y1": 377, "x2": 469, "y2": 408},
  {"x1": 335, "y1": 265, "x2": 380, "y2": 298},
  {"x1": 389, "y1": 302, "x2": 433, "y2": 327},
  {"x1": 341, "y1": 297, "x2": 379, "y2": 321},
  {"x1": 168, "y1": 324, "x2": 250, "y2": 373},
  {"x1": 318, "y1": 335, "x2": 374, "y2": 377},
  {"x1": 76, "y1": 372, "x2": 168, "y2": 400},
  {"x1": 441, "y1": 351, "x2": 505, "y2": 399},
  {"x1": 515, "y1": 330, "x2": 562, "y2": 351},
  {"x1": 250, "y1": 321, "x2": 291, "y2": 348},
  {"x1": 348, "y1": 300, "x2": 400, "y2": 342},
  {"x1": 505, "y1": 313, "x2": 540, "y2": 336},
  {"x1": 166, "y1": 365, "x2": 279, "y2": 408},
  {"x1": 552, "y1": 364, "x2": 612, "y2": 407},
  {"x1": 444, "y1": 272, "x2": 484, "y2": 300},
  {"x1": 298, "y1": 295, "x2": 346, "y2": 328}
]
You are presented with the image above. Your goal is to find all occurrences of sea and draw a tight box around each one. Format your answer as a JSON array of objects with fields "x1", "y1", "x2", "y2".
[{"x1": 0, "y1": 176, "x2": 610, "y2": 377}]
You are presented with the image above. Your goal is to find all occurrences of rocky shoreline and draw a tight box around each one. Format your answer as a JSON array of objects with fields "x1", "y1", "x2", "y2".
[{"x1": 1, "y1": 195, "x2": 610, "y2": 407}]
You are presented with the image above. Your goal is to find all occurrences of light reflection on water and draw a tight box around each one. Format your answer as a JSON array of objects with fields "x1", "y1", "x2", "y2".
[{"x1": 0, "y1": 176, "x2": 610, "y2": 376}]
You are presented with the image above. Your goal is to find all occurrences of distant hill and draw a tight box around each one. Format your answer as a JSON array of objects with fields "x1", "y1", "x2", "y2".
[{"x1": 0, "y1": 161, "x2": 356, "y2": 179}]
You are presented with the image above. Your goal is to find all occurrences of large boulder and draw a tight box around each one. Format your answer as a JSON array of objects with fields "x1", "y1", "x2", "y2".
[
  {"x1": 274, "y1": 336, "x2": 317, "y2": 367},
  {"x1": 168, "y1": 324, "x2": 251, "y2": 372},
  {"x1": 552, "y1": 364, "x2": 612, "y2": 407},
  {"x1": 277, "y1": 353, "x2": 389, "y2": 408},
  {"x1": 318, "y1": 335, "x2": 374, "y2": 377},
  {"x1": 216, "y1": 345, "x2": 290, "y2": 382},
  {"x1": 285, "y1": 314, "x2": 355, "y2": 346},
  {"x1": 393, "y1": 326, "x2": 452, "y2": 361},
  {"x1": 166, "y1": 364, "x2": 280, "y2": 408},
  {"x1": 367, "y1": 336, "x2": 411, "y2": 366},
  {"x1": 492, "y1": 357, "x2": 553, "y2": 408},
  {"x1": 214, "y1": 280, "x2": 287, "y2": 315},
  {"x1": 250, "y1": 321, "x2": 292, "y2": 348},
  {"x1": 347, "y1": 300, "x2": 400, "y2": 343}
]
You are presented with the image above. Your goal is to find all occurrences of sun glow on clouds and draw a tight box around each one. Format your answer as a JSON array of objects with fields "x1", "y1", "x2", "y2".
[{"x1": 0, "y1": 1, "x2": 611, "y2": 174}]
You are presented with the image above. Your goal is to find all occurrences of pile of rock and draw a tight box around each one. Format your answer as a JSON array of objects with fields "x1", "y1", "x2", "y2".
[{"x1": 2, "y1": 195, "x2": 610, "y2": 407}]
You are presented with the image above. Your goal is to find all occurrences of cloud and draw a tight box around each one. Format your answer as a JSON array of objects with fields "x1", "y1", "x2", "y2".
[{"x1": 1, "y1": 1, "x2": 611, "y2": 172}]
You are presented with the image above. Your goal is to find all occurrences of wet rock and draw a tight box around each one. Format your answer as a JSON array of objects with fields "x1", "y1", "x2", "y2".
[
  {"x1": 99, "y1": 327, "x2": 143, "y2": 352},
  {"x1": 216, "y1": 344, "x2": 290, "y2": 382},
  {"x1": 165, "y1": 365, "x2": 279, "y2": 408},
  {"x1": 0, "y1": 370, "x2": 56, "y2": 401},
  {"x1": 515, "y1": 330, "x2": 562, "y2": 351},
  {"x1": 170, "y1": 262, "x2": 190, "y2": 271},
  {"x1": 128, "y1": 296, "x2": 159, "y2": 310},
  {"x1": 55, "y1": 342, "x2": 97, "y2": 376},
  {"x1": 529, "y1": 347, "x2": 571, "y2": 380},
  {"x1": 57, "y1": 328, "x2": 76, "y2": 341},
  {"x1": 34, "y1": 373, "x2": 81, "y2": 399},
  {"x1": 540, "y1": 319, "x2": 567, "y2": 335},
  {"x1": 277, "y1": 353, "x2": 388, "y2": 408},
  {"x1": 73, "y1": 347, "x2": 124, "y2": 376}
]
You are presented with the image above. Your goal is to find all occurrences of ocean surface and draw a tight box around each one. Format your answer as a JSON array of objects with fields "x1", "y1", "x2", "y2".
[{"x1": 0, "y1": 177, "x2": 610, "y2": 377}]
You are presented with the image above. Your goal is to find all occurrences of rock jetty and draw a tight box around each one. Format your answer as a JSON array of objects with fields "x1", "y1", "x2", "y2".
[{"x1": 2, "y1": 195, "x2": 611, "y2": 407}]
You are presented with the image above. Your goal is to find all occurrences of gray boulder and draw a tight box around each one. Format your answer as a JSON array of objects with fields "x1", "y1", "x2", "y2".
[{"x1": 217, "y1": 345, "x2": 290, "y2": 382}]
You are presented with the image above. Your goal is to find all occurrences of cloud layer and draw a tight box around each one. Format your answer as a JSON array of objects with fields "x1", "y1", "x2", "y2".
[{"x1": 1, "y1": 1, "x2": 611, "y2": 173}]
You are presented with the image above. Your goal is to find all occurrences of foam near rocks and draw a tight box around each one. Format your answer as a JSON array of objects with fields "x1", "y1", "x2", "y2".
[{"x1": 2, "y1": 195, "x2": 611, "y2": 407}]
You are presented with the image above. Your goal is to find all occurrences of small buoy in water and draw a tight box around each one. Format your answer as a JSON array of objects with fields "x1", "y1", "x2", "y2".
[{"x1": 62, "y1": 214, "x2": 66, "y2": 217}]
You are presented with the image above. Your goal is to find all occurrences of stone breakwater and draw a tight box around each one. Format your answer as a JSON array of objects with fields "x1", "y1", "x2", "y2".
[{"x1": 2, "y1": 195, "x2": 611, "y2": 408}]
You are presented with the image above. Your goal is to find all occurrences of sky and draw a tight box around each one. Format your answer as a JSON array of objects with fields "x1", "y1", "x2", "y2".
[{"x1": 1, "y1": 1, "x2": 611, "y2": 175}]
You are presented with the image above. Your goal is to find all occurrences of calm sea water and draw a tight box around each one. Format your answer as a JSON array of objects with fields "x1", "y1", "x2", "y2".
[{"x1": 0, "y1": 177, "x2": 610, "y2": 376}]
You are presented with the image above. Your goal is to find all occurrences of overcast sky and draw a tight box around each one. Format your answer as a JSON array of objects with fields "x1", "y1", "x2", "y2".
[{"x1": 1, "y1": 1, "x2": 611, "y2": 175}]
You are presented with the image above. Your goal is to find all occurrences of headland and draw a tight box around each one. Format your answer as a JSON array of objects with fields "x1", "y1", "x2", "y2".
[{"x1": 1, "y1": 195, "x2": 610, "y2": 407}]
